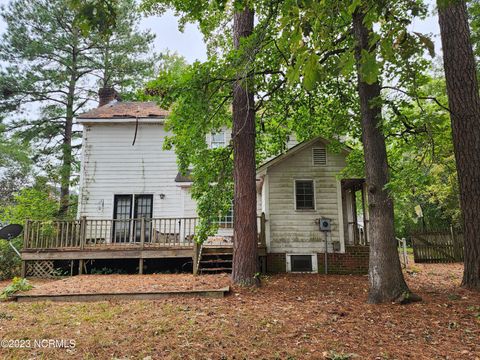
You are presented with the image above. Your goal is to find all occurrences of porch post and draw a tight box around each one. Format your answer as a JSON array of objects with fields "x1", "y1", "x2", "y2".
[
  {"x1": 138, "y1": 217, "x2": 146, "y2": 274},
  {"x1": 80, "y1": 216, "x2": 87, "y2": 249},
  {"x1": 21, "y1": 261, "x2": 26, "y2": 278},
  {"x1": 193, "y1": 241, "x2": 199, "y2": 275},
  {"x1": 259, "y1": 212, "x2": 266, "y2": 247},
  {"x1": 23, "y1": 219, "x2": 30, "y2": 249},
  {"x1": 79, "y1": 259, "x2": 84, "y2": 275},
  {"x1": 140, "y1": 217, "x2": 145, "y2": 249}
]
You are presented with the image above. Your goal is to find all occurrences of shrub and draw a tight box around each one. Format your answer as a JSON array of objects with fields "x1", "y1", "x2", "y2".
[
  {"x1": 0, "y1": 277, "x2": 32, "y2": 300},
  {"x1": 0, "y1": 238, "x2": 22, "y2": 280}
]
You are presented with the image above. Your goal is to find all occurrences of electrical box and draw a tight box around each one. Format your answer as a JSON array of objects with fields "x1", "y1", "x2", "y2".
[{"x1": 319, "y1": 218, "x2": 332, "y2": 232}]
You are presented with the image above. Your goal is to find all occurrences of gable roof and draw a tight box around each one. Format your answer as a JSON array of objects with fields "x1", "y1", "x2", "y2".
[
  {"x1": 256, "y1": 136, "x2": 350, "y2": 174},
  {"x1": 77, "y1": 101, "x2": 170, "y2": 120}
]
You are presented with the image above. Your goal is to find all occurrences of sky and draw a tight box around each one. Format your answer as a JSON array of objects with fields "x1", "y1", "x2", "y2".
[{"x1": 0, "y1": 0, "x2": 441, "y2": 63}]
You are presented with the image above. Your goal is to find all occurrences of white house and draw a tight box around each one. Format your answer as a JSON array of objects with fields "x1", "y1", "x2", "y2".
[{"x1": 69, "y1": 95, "x2": 370, "y2": 275}]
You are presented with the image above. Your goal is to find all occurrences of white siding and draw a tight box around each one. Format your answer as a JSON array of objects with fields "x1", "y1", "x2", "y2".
[
  {"x1": 78, "y1": 122, "x2": 191, "y2": 219},
  {"x1": 265, "y1": 139, "x2": 346, "y2": 253}
]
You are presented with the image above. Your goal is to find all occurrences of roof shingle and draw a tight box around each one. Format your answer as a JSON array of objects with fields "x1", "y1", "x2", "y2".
[{"x1": 77, "y1": 101, "x2": 170, "y2": 119}]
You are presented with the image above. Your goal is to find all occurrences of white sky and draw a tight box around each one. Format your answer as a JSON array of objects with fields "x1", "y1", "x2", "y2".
[{"x1": 0, "y1": 0, "x2": 441, "y2": 63}]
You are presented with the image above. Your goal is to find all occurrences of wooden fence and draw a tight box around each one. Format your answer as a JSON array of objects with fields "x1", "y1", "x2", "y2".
[{"x1": 411, "y1": 229, "x2": 463, "y2": 263}]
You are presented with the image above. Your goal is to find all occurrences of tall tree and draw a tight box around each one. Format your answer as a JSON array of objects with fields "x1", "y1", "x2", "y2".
[
  {"x1": 437, "y1": 0, "x2": 480, "y2": 290},
  {"x1": 274, "y1": 0, "x2": 432, "y2": 302},
  {"x1": 0, "y1": 125, "x2": 32, "y2": 209},
  {"x1": 352, "y1": 7, "x2": 416, "y2": 303},
  {"x1": 88, "y1": 0, "x2": 156, "y2": 91},
  {"x1": 231, "y1": 5, "x2": 259, "y2": 285},
  {"x1": 143, "y1": 0, "x2": 265, "y2": 285},
  {"x1": 0, "y1": 0, "x2": 92, "y2": 216},
  {"x1": 0, "y1": 0, "x2": 155, "y2": 217}
]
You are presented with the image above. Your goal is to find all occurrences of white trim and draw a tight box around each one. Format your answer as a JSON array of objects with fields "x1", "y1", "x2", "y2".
[
  {"x1": 256, "y1": 136, "x2": 350, "y2": 173},
  {"x1": 76, "y1": 125, "x2": 88, "y2": 219},
  {"x1": 336, "y1": 180, "x2": 346, "y2": 253},
  {"x1": 210, "y1": 131, "x2": 226, "y2": 149},
  {"x1": 263, "y1": 173, "x2": 271, "y2": 249},
  {"x1": 286, "y1": 254, "x2": 318, "y2": 273},
  {"x1": 76, "y1": 118, "x2": 166, "y2": 124},
  {"x1": 294, "y1": 179, "x2": 316, "y2": 211}
]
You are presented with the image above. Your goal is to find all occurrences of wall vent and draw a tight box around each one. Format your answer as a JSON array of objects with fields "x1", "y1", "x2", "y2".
[{"x1": 312, "y1": 148, "x2": 327, "y2": 166}]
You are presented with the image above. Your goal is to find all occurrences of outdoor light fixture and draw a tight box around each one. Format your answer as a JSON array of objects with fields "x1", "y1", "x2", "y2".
[{"x1": 159, "y1": 193, "x2": 166, "y2": 199}]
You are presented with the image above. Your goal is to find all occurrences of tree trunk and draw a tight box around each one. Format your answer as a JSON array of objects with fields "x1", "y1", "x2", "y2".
[
  {"x1": 59, "y1": 43, "x2": 78, "y2": 218},
  {"x1": 352, "y1": 9, "x2": 416, "y2": 303},
  {"x1": 59, "y1": 97, "x2": 74, "y2": 218},
  {"x1": 231, "y1": 5, "x2": 258, "y2": 286},
  {"x1": 438, "y1": 0, "x2": 480, "y2": 290}
]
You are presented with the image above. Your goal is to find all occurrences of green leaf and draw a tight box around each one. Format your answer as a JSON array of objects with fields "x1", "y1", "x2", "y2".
[
  {"x1": 414, "y1": 32, "x2": 435, "y2": 58},
  {"x1": 360, "y1": 49, "x2": 379, "y2": 84},
  {"x1": 348, "y1": 0, "x2": 361, "y2": 15},
  {"x1": 303, "y1": 54, "x2": 321, "y2": 91}
]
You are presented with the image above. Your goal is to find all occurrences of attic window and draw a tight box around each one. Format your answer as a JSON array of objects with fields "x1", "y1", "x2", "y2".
[
  {"x1": 211, "y1": 132, "x2": 226, "y2": 149},
  {"x1": 312, "y1": 148, "x2": 327, "y2": 166}
]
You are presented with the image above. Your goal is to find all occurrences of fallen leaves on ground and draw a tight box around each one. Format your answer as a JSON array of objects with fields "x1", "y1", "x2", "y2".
[{"x1": 0, "y1": 262, "x2": 478, "y2": 359}]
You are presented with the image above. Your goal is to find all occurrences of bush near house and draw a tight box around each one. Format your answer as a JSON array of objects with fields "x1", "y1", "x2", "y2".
[{"x1": 0, "y1": 239, "x2": 22, "y2": 280}]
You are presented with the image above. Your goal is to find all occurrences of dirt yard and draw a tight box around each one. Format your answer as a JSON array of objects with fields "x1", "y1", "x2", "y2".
[
  {"x1": 0, "y1": 263, "x2": 478, "y2": 359},
  {"x1": 18, "y1": 274, "x2": 231, "y2": 296}
]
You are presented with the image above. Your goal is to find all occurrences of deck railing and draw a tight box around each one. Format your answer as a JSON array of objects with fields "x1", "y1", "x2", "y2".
[
  {"x1": 23, "y1": 213, "x2": 267, "y2": 251},
  {"x1": 24, "y1": 217, "x2": 199, "y2": 250}
]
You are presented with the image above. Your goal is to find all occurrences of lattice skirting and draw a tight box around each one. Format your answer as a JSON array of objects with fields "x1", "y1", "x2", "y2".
[{"x1": 26, "y1": 260, "x2": 56, "y2": 278}]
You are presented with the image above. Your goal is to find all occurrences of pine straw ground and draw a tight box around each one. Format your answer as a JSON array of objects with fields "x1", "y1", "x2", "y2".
[{"x1": 0, "y1": 262, "x2": 478, "y2": 360}]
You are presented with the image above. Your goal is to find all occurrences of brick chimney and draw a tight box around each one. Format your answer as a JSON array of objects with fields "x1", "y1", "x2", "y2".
[{"x1": 98, "y1": 87, "x2": 119, "y2": 107}]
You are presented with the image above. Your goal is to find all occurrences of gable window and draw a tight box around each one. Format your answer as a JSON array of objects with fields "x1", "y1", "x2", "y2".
[
  {"x1": 295, "y1": 180, "x2": 315, "y2": 210},
  {"x1": 312, "y1": 148, "x2": 327, "y2": 166},
  {"x1": 211, "y1": 132, "x2": 226, "y2": 149}
]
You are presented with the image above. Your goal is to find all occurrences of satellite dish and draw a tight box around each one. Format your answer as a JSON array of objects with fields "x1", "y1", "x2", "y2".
[
  {"x1": 0, "y1": 224, "x2": 23, "y2": 241},
  {"x1": 0, "y1": 224, "x2": 23, "y2": 258}
]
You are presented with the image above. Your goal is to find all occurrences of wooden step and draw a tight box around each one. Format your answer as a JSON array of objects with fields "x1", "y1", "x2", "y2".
[
  {"x1": 202, "y1": 248, "x2": 233, "y2": 253},
  {"x1": 200, "y1": 267, "x2": 232, "y2": 272},
  {"x1": 200, "y1": 259, "x2": 232, "y2": 264},
  {"x1": 201, "y1": 253, "x2": 233, "y2": 257}
]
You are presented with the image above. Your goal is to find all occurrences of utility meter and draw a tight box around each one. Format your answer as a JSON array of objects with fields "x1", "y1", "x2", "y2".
[{"x1": 319, "y1": 218, "x2": 332, "y2": 232}]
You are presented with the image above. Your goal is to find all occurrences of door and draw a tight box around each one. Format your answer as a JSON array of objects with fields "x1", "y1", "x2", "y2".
[
  {"x1": 134, "y1": 195, "x2": 153, "y2": 242},
  {"x1": 113, "y1": 195, "x2": 133, "y2": 242}
]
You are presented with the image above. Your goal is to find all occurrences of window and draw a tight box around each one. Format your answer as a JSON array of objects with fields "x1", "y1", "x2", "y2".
[
  {"x1": 211, "y1": 132, "x2": 226, "y2": 149},
  {"x1": 312, "y1": 148, "x2": 327, "y2": 166},
  {"x1": 113, "y1": 194, "x2": 153, "y2": 242},
  {"x1": 295, "y1": 180, "x2": 315, "y2": 210},
  {"x1": 291, "y1": 255, "x2": 313, "y2": 272},
  {"x1": 218, "y1": 202, "x2": 233, "y2": 228},
  {"x1": 286, "y1": 254, "x2": 318, "y2": 272}
]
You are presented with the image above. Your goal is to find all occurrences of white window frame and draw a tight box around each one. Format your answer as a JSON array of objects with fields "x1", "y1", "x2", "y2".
[
  {"x1": 294, "y1": 179, "x2": 316, "y2": 211},
  {"x1": 217, "y1": 202, "x2": 233, "y2": 229},
  {"x1": 312, "y1": 147, "x2": 327, "y2": 166},
  {"x1": 286, "y1": 254, "x2": 318, "y2": 273},
  {"x1": 210, "y1": 131, "x2": 226, "y2": 149}
]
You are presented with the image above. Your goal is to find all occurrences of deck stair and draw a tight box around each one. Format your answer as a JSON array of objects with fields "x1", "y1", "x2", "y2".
[{"x1": 198, "y1": 247, "x2": 233, "y2": 274}]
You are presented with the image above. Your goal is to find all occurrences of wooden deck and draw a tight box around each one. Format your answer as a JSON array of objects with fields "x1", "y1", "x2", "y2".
[{"x1": 20, "y1": 215, "x2": 268, "y2": 276}]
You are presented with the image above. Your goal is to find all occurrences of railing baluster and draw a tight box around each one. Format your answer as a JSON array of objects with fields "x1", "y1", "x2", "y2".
[
  {"x1": 23, "y1": 217, "x2": 202, "y2": 251},
  {"x1": 35, "y1": 221, "x2": 39, "y2": 249}
]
